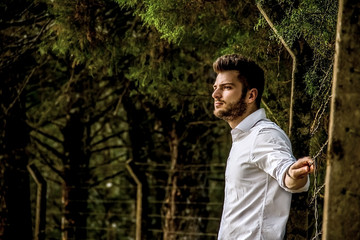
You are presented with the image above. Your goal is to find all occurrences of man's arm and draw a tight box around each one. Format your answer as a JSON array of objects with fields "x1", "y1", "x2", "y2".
[{"x1": 285, "y1": 156, "x2": 315, "y2": 190}]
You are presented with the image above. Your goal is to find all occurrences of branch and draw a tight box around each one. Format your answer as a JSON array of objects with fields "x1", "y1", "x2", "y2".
[
  {"x1": 30, "y1": 127, "x2": 63, "y2": 144},
  {"x1": 4, "y1": 67, "x2": 37, "y2": 115},
  {"x1": 0, "y1": 18, "x2": 52, "y2": 71},
  {"x1": 89, "y1": 100, "x2": 118, "y2": 125},
  {"x1": 90, "y1": 130, "x2": 127, "y2": 148},
  {"x1": 113, "y1": 81, "x2": 130, "y2": 116},
  {"x1": 88, "y1": 153, "x2": 127, "y2": 172},
  {"x1": 29, "y1": 148, "x2": 64, "y2": 181},
  {"x1": 256, "y1": 3, "x2": 297, "y2": 137},
  {"x1": 32, "y1": 135, "x2": 65, "y2": 161},
  {"x1": 261, "y1": 99, "x2": 281, "y2": 126},
  {"x1": 90, "y1": 145, "x2": 128, "y2": 154},
  {"x1": 0, "y1": 14, "x2": 49, "y2": 30}
]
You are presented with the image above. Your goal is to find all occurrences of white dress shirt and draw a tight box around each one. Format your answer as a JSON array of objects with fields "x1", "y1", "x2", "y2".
[{"x1": 218, "y1": 108, "x2": 309, "y2": 240}]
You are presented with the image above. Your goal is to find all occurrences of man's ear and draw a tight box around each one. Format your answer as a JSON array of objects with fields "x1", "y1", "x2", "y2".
[{"x1": 247, "y1": 88, "x2": 258, "y2": 104}]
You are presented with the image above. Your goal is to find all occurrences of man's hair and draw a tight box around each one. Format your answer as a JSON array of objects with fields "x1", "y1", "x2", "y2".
[{"x1": 213, "y1": 54, "x2": 265, "y2": 108}]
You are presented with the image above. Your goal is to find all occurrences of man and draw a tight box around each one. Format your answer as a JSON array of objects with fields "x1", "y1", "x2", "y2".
[{"x1": 212, "y1": 54, "x2": 314, "y2": 239}]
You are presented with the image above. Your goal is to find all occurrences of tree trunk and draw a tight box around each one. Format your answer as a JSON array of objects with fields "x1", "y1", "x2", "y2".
[
  {"x1": 61, "y1": 109, "x2": 90, "y2": 240},
  {"x1": 123, "y1": 94, "x2": 150, "y2": 240},
  {"x1": 322, "y1": 0, "x2": 360, "y2": 239},
  {"x1": 162, "y1": 124, "x2": 179, "y2": 240},
  {"x1": 285, "y1": 39, "x2": 314, "y2": 240},
  {"x1": 0, "y1": 84, "x2": 32, "y2": 240}
]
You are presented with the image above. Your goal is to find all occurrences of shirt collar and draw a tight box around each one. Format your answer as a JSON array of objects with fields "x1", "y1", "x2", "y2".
[{"x1": 231, "y1": 108, "x2": 266, "y2": 137}]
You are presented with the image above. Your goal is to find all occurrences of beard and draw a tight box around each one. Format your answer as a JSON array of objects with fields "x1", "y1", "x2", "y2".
[{"x1": 214, "y1": 97, "x2": 247, "y2": 121}]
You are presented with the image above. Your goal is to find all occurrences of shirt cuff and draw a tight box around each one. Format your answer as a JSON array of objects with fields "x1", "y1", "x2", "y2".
[
  {"x1": 289, "y1": 175, "x2": 310, "y2": 193},
  {"x1": 281, "y1": 164, "x2": 310, "y2": 193}
]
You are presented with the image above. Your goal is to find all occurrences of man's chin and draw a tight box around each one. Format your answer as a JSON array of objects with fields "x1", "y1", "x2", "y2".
[
  {"x1": 214, "y1": 110, "x2": 232, "y2": 121},
  {"x1": 213, "y1": 109, "x2": 223, "y2": 118}
]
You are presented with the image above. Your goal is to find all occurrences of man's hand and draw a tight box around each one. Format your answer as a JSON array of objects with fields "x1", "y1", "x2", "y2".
[
  {"x1": 288, "y1": 156, "x2": 315, "y2": 179},
  {"x1": 285, "y1": 156, "x2": 315, "y2": 190}
]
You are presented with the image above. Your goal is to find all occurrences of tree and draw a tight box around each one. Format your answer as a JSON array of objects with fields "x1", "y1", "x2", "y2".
[
  {"x1": 1, "y1": 0, "x2": 342, "y2": 239},
  {"x1": 26, "y1": 1, "x2": 137, "y2": 239},
  {"x1": 118, "y1": 0, "x2": 338, "y2": 238},
  {"x1": 119, "y1": 27, "x2": 225, "y2": 239},
  {"x1": 0, "y1": 1, "x2": 49, "y2": 239},
  {"x1": 323, "y1": 0, "x2": 360, "y2": 239}
]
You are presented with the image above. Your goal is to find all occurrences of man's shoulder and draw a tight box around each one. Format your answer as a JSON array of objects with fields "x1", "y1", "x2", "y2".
[
  {"x1": 254, "y1": 118, "x2": 280, "y2": 130},
  {"x1": 253, "y1": 119, "x2": 289, "y2": 140}
]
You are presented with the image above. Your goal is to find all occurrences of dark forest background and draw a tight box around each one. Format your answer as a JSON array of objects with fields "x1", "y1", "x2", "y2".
[{"x1": 0, "y1": 0, "x2": 342, "y2": 239}]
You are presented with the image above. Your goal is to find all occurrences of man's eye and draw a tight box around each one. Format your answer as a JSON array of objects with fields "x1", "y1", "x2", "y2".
[{"x1": 224, "y1": 86, "x2": 232, "y2": 90}]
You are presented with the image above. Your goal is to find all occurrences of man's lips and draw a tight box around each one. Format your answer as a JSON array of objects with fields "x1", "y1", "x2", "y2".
[{"x1": 214, "y1": 101, "x2": 225, "y2": 108}]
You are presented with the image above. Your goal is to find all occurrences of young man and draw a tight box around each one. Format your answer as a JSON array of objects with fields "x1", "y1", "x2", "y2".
[{"x1": 212, "y1": 54, "x2": 314, "y2": 239}]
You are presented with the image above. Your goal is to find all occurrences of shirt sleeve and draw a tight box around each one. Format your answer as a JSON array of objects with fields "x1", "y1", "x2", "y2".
[{"x1": 250, "y1": 127, "x2": 309, "y2": 193}]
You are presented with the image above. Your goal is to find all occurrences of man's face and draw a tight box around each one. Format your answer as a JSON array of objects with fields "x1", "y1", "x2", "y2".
[{"x1": 212, "y1": 70, "x2": 247, "y2": 121}]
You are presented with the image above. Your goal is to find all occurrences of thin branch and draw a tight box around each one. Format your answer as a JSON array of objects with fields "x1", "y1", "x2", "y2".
[
  {"x1": 32, "y1": 135, "x2": 65, "y2": 161},
  {"x1": 88, "y1": 153, "x2": 127, "y2": 171},
  {"x1": 90, "y1": 122, "x2": 108, "y2": 141},
  {"x1": 90, "y1": 130, "x2": 127, "y2": 148},
  {"x1": 0, "y1": 18, "x2": 52, "y2": 71},
  {"x1": 90, "y1": 145, "x2": 129, "y2": 154},
  {"x1": 113, "y1": 81, "x2": 130, "y2": 116},
  {"x1": 261, "y1": 99, "x2": 281, "y2": 126},
  {"x1": 0, "y1": 14, "x2": 48, "y2": 29},
  {"x1": 30, "y1": 127, "x2": 63, "y2": 144},
  {"x1": 89, "y1": 100, "x2": 118, "y2": 125},
  {"x1": 256, "y1": 3, "x2": 297, "y2": 137},
  {"x1": 27, "y1": 148, "x2": 64, "y2": 181},
  {"x1": 36, "y1": 150, "x2": 64, "y2": 181},
  {"x1": 4, "y1": 67, "x2": 37, "y2": 115}
]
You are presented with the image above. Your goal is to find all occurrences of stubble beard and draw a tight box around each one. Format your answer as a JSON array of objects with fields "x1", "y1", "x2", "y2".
[{"x1": 214, "y1": 97, "x2": 247, "y2": 121}]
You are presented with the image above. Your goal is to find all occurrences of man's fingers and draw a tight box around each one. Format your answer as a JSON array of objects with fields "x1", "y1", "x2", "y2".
[
  {"x1": 291, "y1": 166, "x2": 308, "y2": 178},
  {"x1": 289, "y1": 156, "x2": 315, "y2": 178},
  {"x1": 292, "y1": 156, "x2": 314, "y2": 168}
]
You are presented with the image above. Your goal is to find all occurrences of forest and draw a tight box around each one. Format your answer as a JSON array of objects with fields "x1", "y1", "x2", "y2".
[{"x1": 1, "y1": 0, "x2": 359, "y2": 239}]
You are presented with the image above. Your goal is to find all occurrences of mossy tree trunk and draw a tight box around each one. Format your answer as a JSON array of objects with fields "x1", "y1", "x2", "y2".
[{"x1": 323, "y1": 0, "x2": 360, "y2": 239}]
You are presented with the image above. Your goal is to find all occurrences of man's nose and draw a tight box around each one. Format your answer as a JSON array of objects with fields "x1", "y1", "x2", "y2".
[{"x1": 212, "y1": 88, "x2": 221, "y2": 99}]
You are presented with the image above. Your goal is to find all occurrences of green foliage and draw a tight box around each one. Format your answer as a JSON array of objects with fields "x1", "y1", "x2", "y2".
[
  {"x1": 257, "y1": 0, "x2": 337, "y2": 95},
  {"x1": 2, "y1": 0, "x2": 339, "y2": 238},
  {"x1": 39, "y1": 0, "x2": 133, "y2": 79},
  {"x1": 118, "y1": 1, "x2": 337, "y2": 238},
  {"x1": 117, "y1": 0, "x2": 257, "y2": 46}
]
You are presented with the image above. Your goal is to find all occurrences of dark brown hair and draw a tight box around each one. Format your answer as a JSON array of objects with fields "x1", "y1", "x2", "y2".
[{"x1": 213, "y1": 54, "x2": 265, "y2": 108}]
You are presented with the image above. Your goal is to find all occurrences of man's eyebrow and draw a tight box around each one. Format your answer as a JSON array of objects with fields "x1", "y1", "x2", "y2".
[{"x1": 213, "y1": 82, "x2": 236, "y2": 88}]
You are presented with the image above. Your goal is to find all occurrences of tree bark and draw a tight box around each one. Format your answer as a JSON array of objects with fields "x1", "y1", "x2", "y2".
[
  {"x1": 162, "y1": 124, "x2": 179, "y2": 240},
  {"x1": 0, "y1": 79, "x2": 32, "y2": 240},
  {"x1": 61, "y1": 107, "x2": 90, "y2": 240},
  {"x1": 323, "y1": 0, "x2": 360, "y2": 239}
]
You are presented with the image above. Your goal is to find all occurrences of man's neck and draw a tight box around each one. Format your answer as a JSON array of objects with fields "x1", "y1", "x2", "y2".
[{"x1": 228, "y1": 106, "x2": 258, "y2": 129}]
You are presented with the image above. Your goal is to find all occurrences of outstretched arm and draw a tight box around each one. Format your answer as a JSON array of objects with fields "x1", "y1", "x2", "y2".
[{"x1": 285, "y1": 156, "x2": 315, "y2": 190}]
